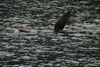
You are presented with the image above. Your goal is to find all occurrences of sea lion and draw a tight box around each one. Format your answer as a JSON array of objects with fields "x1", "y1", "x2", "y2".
[
  {"x1": 19, "y1": 28, "x2": 31, "y2": 33},
  {"x1": 54, "y1": 11, "x2": 71, "y2": 33},
  {"x1": 19, "y1": 11, "x2": 71, "y2": 34}
]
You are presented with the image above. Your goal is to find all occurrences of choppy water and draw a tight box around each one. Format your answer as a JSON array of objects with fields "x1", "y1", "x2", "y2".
[{"x1": 0, "y1": 0, "x2": 100, "y2": 67}]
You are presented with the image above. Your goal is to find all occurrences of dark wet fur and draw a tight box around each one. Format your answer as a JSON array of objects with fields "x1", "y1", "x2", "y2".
[{"x1": 54, "y1": 11, "x2": 71, "y2": 33}]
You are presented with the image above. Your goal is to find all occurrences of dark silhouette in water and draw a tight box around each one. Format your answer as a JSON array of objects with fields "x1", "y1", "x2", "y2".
[
  {"x1": 54, "y1": 11, "x2": 71, "y2": 33},
  {"x1": 19, "y1": 11, "x2": 71, "y2": 34}
]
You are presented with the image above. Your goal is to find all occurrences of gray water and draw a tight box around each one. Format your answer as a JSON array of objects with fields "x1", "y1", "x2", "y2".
[{"x1": 0, "y1": 0, "x2": 100, "y2": 67}]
